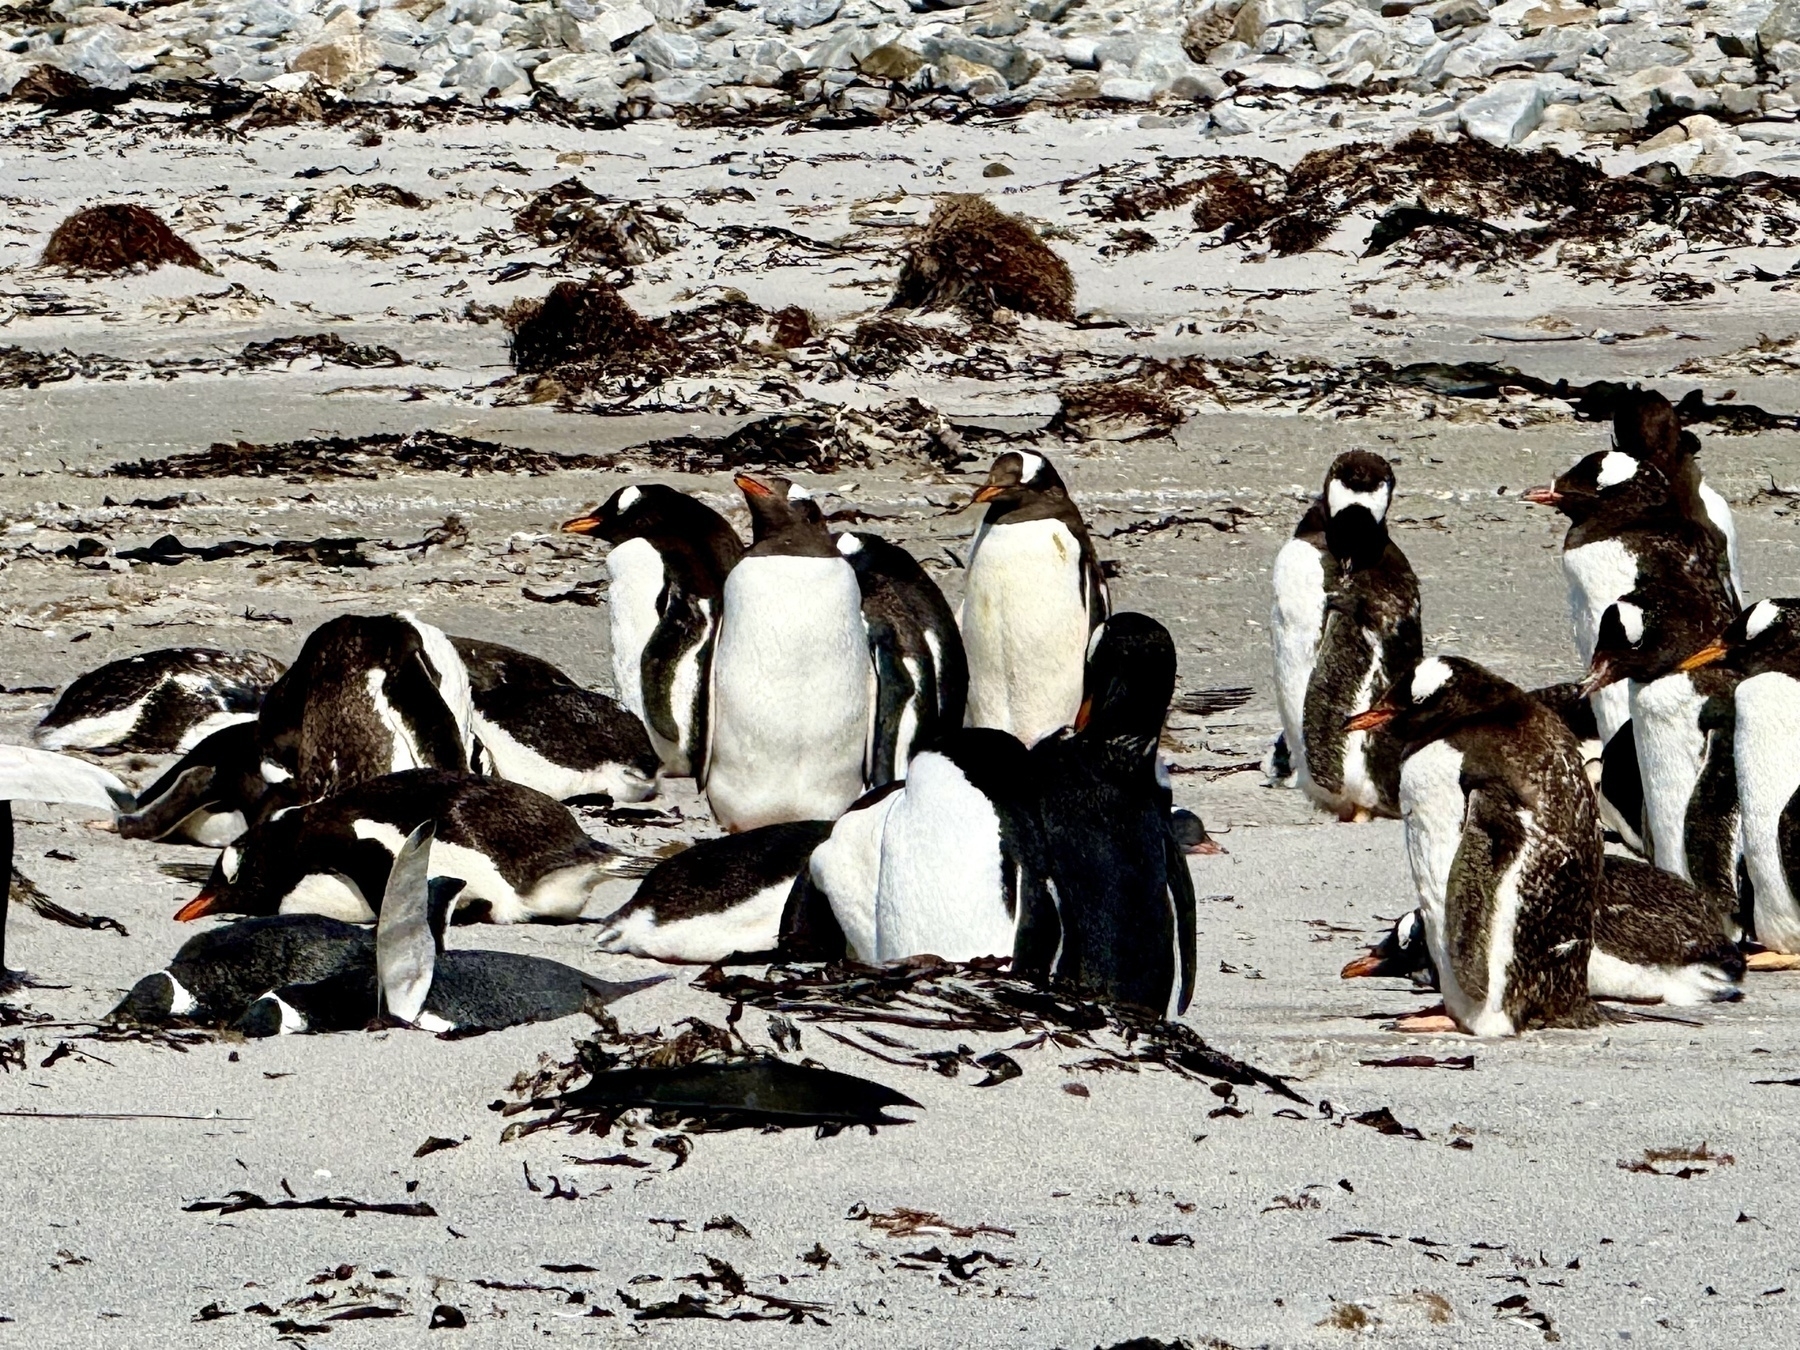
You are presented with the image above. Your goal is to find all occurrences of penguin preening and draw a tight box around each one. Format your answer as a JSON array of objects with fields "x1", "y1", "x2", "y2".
[
  {"x1": 0, "y1": 746, "x2": 132, "y2": 991},
  {"x1": 452, "y1": 637, "x2": 659, "y2": 804},
  {"x1": 1016, "y1": 613, "x2": 1197, "y2": 1018},
  {"x1": 836, "y1": 530, "x2": 967, "y2": 786},
  {"x1": 34, "y1": 647, "x2": 286, "y2": 757},
  {"x1": 1348, "y1": 656, "x2": 1599, "y2": 1035},
  {"x1": 595, "y1": 819, "x2": 833, "y2": 963},
  {"x1": 779, "y1": 781, "x2": 904, "y2": 963},
  {"x1": 112, "y1": 824, "x2": 661, "y2": 1035},
  {"x1": 960, "y1": 450, "x2": 1108, "y2": 748},
  {"x1": 1287, "y1": 451, "x2": 1419, "y2": 822},
  {"x1": 173, "y1": 769, "x2": 640, "y2": 926},
  {"x1": 703, "y1": 472, "x2": 873, "y2": 833},
  {"x1": 561, "y1": 484, "x2": 743, "y2": 778},
  {"x1": 254, "y1": 612, "x2": 475, "y2": 815},
  {"x1": 1679, "y1": 598, "x2": 1800, "y2": 956}
]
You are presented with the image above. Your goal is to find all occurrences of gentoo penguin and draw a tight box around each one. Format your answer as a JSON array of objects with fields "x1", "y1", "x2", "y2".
[
  {"x1": 1585, "y1": 586, "x2": 1739, "y2": 896},
  {"x1": 1679, "y1": 598, "x2": 1800, "y2": 955},
  {"x1": 835, "y1": 530, "x2": 968, "y2": 786},
  {"x1": 595, "y1": 820, "x2": 833, "y2": 963},
  {"x1": 1017, "y1": 613, "x2": 1197, "y2": 1017},
  {"x1": 1347, "y1": 656, "x2": 1598, "y2": 1035},
  {"x1": 561, "y1": 484, "x2": 743, "y2": 777},
  {"x1": 1295, "y1": 452, "x2": 1419, "y2": 820},
  {"x1": 1344, "y1": 856, "x2": 1742, "y2": 1006},
  {"x1": 960, "y1": 450, "x2": 1108, "y2": 748},
  {"x1": 1270, "y1": 451, "x2": 1416, "y2": 813},
  {"x1": 703, "y1": 472, "x2": 873, "y2": 833},
  {"x1": 0, "y1": 747, "x2": 131, "y2": 989},
  {"x1": 779, "y1": 781, "x2": 905, "y2": 963},
  {"x1": 173, "y1": 769, "x2": 639, "y2": 925},
  {"x1": 1608, "y1": 390, "x2": 1741, "y2": 604},
  {"x1": 34, "y1": 647, "x2": 285, "y2": 756},
  {"x1": 115, "y1": 721, "x2": 265, "y2": 846},
  {"x1": 254, "y1": 612, "x2": 474, "y2": 814},
  {"x1": 113, "y1": 824, "x2": 660, "y2": 1035},
  {"x1": 1530, "y1": 681, "x2": 1644, "y2": 854},
  {"x1": 451, "y1": 637, "x2": 658, "y2": 804}
]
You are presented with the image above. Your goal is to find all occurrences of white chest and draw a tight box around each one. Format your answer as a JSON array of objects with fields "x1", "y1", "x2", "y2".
[
  {"x1": 961, "y1": 517, "x2": 1089, "y2": 745},
  {"x1": 1735, "y1": 671, "x2": 1800, "y2": 952},
  {"x1": 1630, "y1": 673, "x2": 1708, "y2": 879},
  {"x1": 1399, "y1": 739, "x2": 1467, "y2": 1005},
  {"x1": 1269, "y1": 537, "x2": 1327, "y2": 753},
  {"x1": 605, "y1": 536, "x2": 666, "y2": 724}
]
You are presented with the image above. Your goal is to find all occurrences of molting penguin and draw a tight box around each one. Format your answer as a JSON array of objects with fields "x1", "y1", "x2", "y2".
[
  {"x1": 113, "y1": 824, "x2": 660, "y2": 1035},
  {"x1": 703, "y1": 472, "x2": 873, "y2": 833},
  {"x1": 595, "y1": 820, "x2": 833, "y2": 963},
  {"x1": 451, "y1": 637, "x2": 659, "y2": 804},
  {"x1": 1679, "y1": 598, "x2": 1800, "y2": 955},
  {"x1": 561, "y1": 484, "x2": 743, "y2": 778},
  {"x1": 0, "y1": 747, "x2": 131, "y2": 990},
  {"x1": 1529, "y1": 681, "x2": 1645, "y2": 854},
  {"x1": 173, "y1": 769, "x2": 640, "y2": 926},
  {"x1": 835, "y1": 530, "x2": 968, "y2": 786},
  {"x1": 1608, "y1": 389, "x2": 1741, "y2": 604},
  {"x1": 1347, "y1": 656, "x2": 1599, "y2": 1035},
  {"x1": 1017, "y1": 613, "x2": 1197, "y2": 1018},
  {"x1": 34, "y1": 647, "x2": 286, "y2": 756},
  {"x1": 960, "y1": 450, "x2": 1108, "y2": 748},
  {"x1": 115, "y1": 720, "x2": 265, "y2": 847},
  {"x1": 254, "y1": 612, "x2": 474, "y2": 814},
  {"x1": 1295, "y1": 452, "x2": 1420, "y2": 821}
]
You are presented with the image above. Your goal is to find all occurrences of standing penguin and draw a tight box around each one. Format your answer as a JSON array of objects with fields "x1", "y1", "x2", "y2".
[
  {"x1": 704, "y1": 473, "x2": 874, "y2": 833},
  {"x1": 1270, "y1": 451, "x2": 1415, "y2": 807},
  {"x1": 1017, "y1": 613, "x2": 1197, "y2": 1018},
  {"x1": 1347, "y1": 656, "x2": 1599, "y2": 1036},
  {"x1": 1289, "y1": 452, "x2": 1419, "y2": 821},
  {"x1": 561, "y1": 484, "x2": 743, "y2": 778},
  {"x1": 1677, "y1": 599, "x2": 1800, "y2": 955},
  {"x1": 960, "y1": 451, "x2": 1108, "y2": 748},
  {"x1": 836, "y1": 530, "x2": 968, "y2": 786}
]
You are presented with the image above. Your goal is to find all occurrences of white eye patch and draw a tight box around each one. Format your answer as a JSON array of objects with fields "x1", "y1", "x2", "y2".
[
  {"x1": 1016, "y1": 451, "x2": 1045, "y2": 484},
  {"x1": 1326, "y1": 480, "x2": 1391, "y2": 521},
  {"x1": 617, "y1": 485, "x2": 642, "y2": 512},
  {"x1": 1411, "y1": 656, "x2": 1451, "y2": 702},
  {"x1": 1596, "y1": 452, "x2": 1639, "y2": 489},
  {"x1": 221, "y1": 846, "x2": 241, "y2": 882},
  {"x1": 1747, "y1": 599, "x2": 1781, "y2": 641},
  {"x1": 835, "y1": 533, "x2": 863, "y2": 556},
  {"x1": 1616, "y1": 601, "x2": 1645, "y2": 645},
  {"x1": 786, "y1": 483, "x2": 813, "y2": 501}
]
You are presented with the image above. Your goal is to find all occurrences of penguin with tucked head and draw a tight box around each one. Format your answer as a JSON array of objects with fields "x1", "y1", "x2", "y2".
[
  {"x1": 1016, "y1": 613, "x2": 1197, "y2": 1018},
  {"x1": 1347, "y1": 656, "x2": 1599, "y2": 1035},
  {"x1": 778, "y1": 781, "x2": 906, "y2": 963},
  {"x1": 835, "y1": 530, "x2": 967, "y2": 786},
  {"x1": 561, "y1": 484, "x2": 743, "y2": 778},
  {"x1": 451, "y1": 637, "x2": 659, "y2": 804},
  {"x1": 1678, "y1": 598, "x2": 1800, "y2": 955},
  {"x1": 960, "y1": 450, "x2": 1108, "y2": 748},
  {"x1": 1283, "y1": 451, "x2": 1419, "y2": 821},
  {"x1": 34, "y1": 647, "x2": 286, "y2": 756},
  {"x1": 115, "y1": 720, "x2": 265, "y2": 847},
  {"x1": 703, "y1": 473, "x2": 874, "y2": 833}
]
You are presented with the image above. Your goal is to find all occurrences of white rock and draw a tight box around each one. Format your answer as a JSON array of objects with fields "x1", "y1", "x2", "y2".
[
  {"x1": 1458, "y1": 75, "x2": 1548, "y2": 142},
  {"x1": 764, "y1": 0, "x2": 841, "y2": 30},
  {"x1": 570, "y1": 2, "x2": 655, "y2": 50}
]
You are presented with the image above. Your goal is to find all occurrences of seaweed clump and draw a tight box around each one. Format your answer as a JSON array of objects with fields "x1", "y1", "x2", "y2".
[
  {"x1": 43, "y1": 205, "x2": 207, "y2": 275},
  {"x1": 889, "y1": 195, "x2": 1075, "y2": 322},
  {"x1": 505, "y1": 274, "x2": 682, "y2": 387}
]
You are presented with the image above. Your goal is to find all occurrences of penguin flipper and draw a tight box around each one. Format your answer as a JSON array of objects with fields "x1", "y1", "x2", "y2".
[
  {"x1": 375, "y1": 822, "x2": 438, "y2": 1024},
  {"x1": 1008, "y1": 860, "x2": 1061, "y2": 987},
  {"x1": 1165, "y1": 827, "x2": 1198, "y2": 1015},
  {"x1": 116, "y1": 765, "x2": 215, "y2": 841}
]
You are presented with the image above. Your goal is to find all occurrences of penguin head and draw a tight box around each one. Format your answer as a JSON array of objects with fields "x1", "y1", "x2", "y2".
[
  {"x1": 1523, "y1": 448, "x2": 1670, "y2": 524},
  {"x1": 735, "y1": 472, "x2": 835, "y2": 555},
  {"x1": 560, "y1": 482, "x2": 688, "y2": 543},
  {"x1": 1677, "y1": 597, "x2": 1800, "y2": 679},
  {"x1": 970, "y1": 451, "x2": 1067, "y2": 516},
  {"x1": 1320, "y1": 450, "x2": 1395, "y2": 565},
  {"x1": 1340, "y1": 909, "x2": 1435, "y2": 985},
  {"x1": 1584, "y1": 587, "x2": 1723, "y2": 692},
  {"x1": 1347, "y1": 655, "x2": 1525, "y2": 748},
  {"x1": 171, "y1": 810, "x2": 306, "y2": 921},
  {"x1": 1608, "y1": 387, "x2": 1682, "y2": 466},
  {"x1": 1075, "y1": 612, "x2": 1176, "y2": 758}
]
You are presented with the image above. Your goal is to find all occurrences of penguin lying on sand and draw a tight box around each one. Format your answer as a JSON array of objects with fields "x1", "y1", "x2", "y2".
[
  {"x1": 595, "y1": 820, "x2": 833, "y2": 963},
  {"x1": 704, "y1": 472, "x2": 873, "y2": 833},
  {"x1": 561, "y1": 483, "x2": 743, "y2": 778},
  {"x1": 35, "y1": 647, "x2": 285, "y2": 756},
  {"x1": 173, "y1": 769, "x2": 642, "y2": 926},
  {"x1": 115, "y1": 721, "x2": 264, "y2": 846},
  {"x1": 1343, "y1": 855, "x2": 1743, "y2": 1006},
  {"x1": 452, "y1": 637, "x2": 659, "y2": 804},
  {"x1": 961, "y1": 450, "x2": 1108, "y2": 748},
  {"x1": 113, "y1": 824, "x2": 661, "y2": 1035},
  {"x1": 1347, "y1": 656, "x2": 1599, "y2": 1036}
]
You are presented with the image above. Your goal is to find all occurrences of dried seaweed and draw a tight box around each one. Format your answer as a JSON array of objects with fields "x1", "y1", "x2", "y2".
[
  {"x1": 625, "y1": 398, "x2": 964, "y2": 474},
  {"x1": 505, "y1": 274, "x2": 680, "y2": 383},
  {"x1": 238, "y1": 334, "x2": 404, "y2": 369},
  {"x1": 183, "y1": 1190, "x2": 437, "y2": 1217},
  {"x1": 513, "y1": 179, "x2": 672, "y2": 268},
  {"x1": 109, "y1": 429, "x2": 609, "y2": 480},
  {"x1": 0, "y1": 345, "x2": 131, "y2": 390},
  {"x1": 43, "y1": 204, "x2": 207, "y2": 275},
  {"x1": 889, "y1": 195, "x2": 1075, "y2": 322}
]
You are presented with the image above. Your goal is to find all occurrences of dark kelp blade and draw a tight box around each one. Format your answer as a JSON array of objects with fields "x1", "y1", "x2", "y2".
[{"x1": 552, "y1": 1059, "x2": 922, "y2": 1127}]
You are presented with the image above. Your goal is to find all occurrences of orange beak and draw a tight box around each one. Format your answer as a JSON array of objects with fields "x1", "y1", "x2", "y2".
[
  {"x1": 1345, "y1": 705, "x2": 1395, "y2": 733},
  {"x1": 734, "y1": 473, "x2": 775, "y2": 498},
  {"x1": 1340, "y1": 949, "x2": 1389, "y2": 979},
  {"x1": 1188, "y1": 837, "x2": 1226, "y2": 856},
  {"x1": 1074, "y1": 697, "x2": 1093, "y2": 731},
  {"x1": 173, "y1": 888, "x2": 222, "y2": 922},
  {"x1": 1521, "y1": 486, "x2": 1561, "y2": 507},
  {"x1": 1677, "y1": 642, "x2": 1729, "y2": 672},
  {"x1": 971, "y1": 483, "x2": 1004, "y2": 504},
  {"x1": 560, "y1": 510, "x2": 603, "y2": 535}
]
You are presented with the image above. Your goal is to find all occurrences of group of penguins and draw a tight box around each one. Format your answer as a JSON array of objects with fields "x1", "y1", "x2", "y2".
[
  {"x1": 1280, "y1": 389, "x2": 1800, "y2": 1035},
  {"x1": 0, "y1": 452, "x2": 1216, "y2": 1039}
]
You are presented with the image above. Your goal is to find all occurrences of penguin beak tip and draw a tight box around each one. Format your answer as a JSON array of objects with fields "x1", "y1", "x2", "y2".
[
  {"x1": 1344, "y1": 706, "x2": 1395, "y2": 733},
  {"x1": 1340, "y1": 951, "x2": 1387, "y2": 979},
  {"x1": 1521, "y1": 486, "x2": 1561, "y2": 507},
  {"x1": 173, "y1": 890, "x2": 220, "y2": 922}
]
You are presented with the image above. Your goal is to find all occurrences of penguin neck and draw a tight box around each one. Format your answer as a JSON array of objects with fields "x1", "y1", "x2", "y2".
[
  {"x1": 983, "y1": 489, "x2": 1078, "y2": 532},
  {"x1": 1324, "y1": 509, "x2": 1388, "y2": 570},
  {"x1": 747, "y1": 524, "x2": 838, "y2": 559}
]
